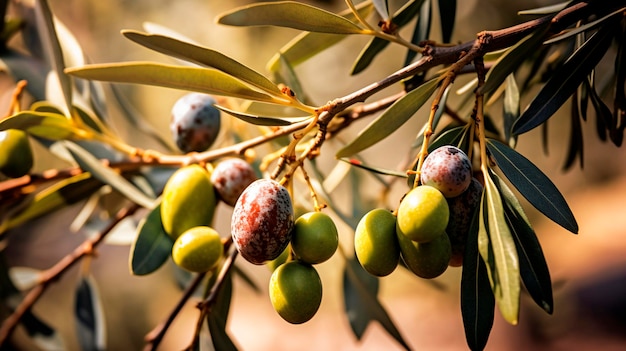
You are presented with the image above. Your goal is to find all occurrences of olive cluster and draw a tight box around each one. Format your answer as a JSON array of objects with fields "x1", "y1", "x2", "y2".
[
  {"x1": 231, "y1": 179, "x2": 339, "y2": 324},
  {"x1": 355, "y1": 146, "x2": 482, "y2": 278},
  {"x1": 161, "y1": 157, "x2": 257, "y2": 273}
]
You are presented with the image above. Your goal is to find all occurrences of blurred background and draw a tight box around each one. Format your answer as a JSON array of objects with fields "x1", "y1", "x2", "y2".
[{"x1": 3, "y1": 0, "x2": 626, "y2": 350}]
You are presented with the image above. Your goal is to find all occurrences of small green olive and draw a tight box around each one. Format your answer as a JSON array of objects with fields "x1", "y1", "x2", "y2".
[
  {"x1": 354, "y1": 209, "x2": 400, "y2": 277},
  {"x1": 0, "y1": 130, "x2": 33, "y2": 178},
  {"x1": 161, "y1": 165, "x2": 216, "y2": 240},
  {"x1": 291, "y1": 212, "x2": 338, "y2": 264},
  {"x1": 396, "y1": 185, "x2": 449, "y2": 243},
  {"x1": 269, "y1": 261, "x2": 322, "y2": 324},
  {"x1": 172, "y1": 226, "x2": 223, "y2": 273},
  {"x1": 397, "y1": 229, "x2": 451, "y2": 279}
]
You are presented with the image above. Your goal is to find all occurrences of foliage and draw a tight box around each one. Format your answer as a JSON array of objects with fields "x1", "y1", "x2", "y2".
[{"x1": 1, "y1": 0, "x2": 625, "y2": 350}]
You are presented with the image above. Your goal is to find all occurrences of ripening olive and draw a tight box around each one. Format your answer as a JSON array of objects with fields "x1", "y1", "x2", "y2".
[
  {"x1": 210, "y1": 158, "x2": 258, "y2": 206},
  {"x1": 354, "y1": 209, "x2": 400, "y2": 277},
  {"x1": 171, "y1": 226, "x2": 223, "y2": 273},
  {"x1": 396, "y1": 185, "x2": 449, "y2": 243},
  {"x1": 0, "y1": 130, "x2": 34, "y2": 178},
  {"x1": 269, "y1": 261, "x2": 322, "y2": 324},
  {"x1": 397, "y1": 228, "x2": 451, "y2": 279},
  {"x1": 420, "y1": 146, "x2": 472, "y2": 198},
  {"x1": 160, "y1": 165, "x2": 217, "y2": 240},
  {"x1": 231, "y1": 179, "x2": 294, "y2": 265},
  {"x1": 291, "y1": 212, "x2": 338, "y2": 264},
  {"x1": 170, "y1": 93, "x2": 221, "y2": 153},
  {"x1": 446, "y1": 177, "x2": 483, "y2": 267}
]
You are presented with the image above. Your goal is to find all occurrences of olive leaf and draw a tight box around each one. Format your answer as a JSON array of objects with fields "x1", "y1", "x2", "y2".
[
  {"x1": 266, "y1": 1, "x2": 374, "y2": 72},
  {"x1": 352, "y1": 0, "x2": 425, "y2": 74},
  {"x1": 207, "y1": 271, "x2": 238, "y2": 351},
  {"x1": 214, "y1": 104, "x2": 311, "y2": 126},
  {"x1": 372, "y1": 0, "x2": 390, "y2": 20},
  {"x1": 343, "y1": 258, "x2": 411, "y2": 350},
  {"x1": 486, "y1": 139, "x2": 578, "y2": 233},
  {"x1": 512, "y1": 23, "x2": 614, "y2": 135},
  {"x1": 336, "y1": 77, "x2": 440, "y2": 158},
  {"x1": 438, "y1": 0, "x2": 456, "y2": 43},
  {"x1": 64, "y1": 141, "x2": 156, "y2": 209},
  {"x1": 75, "y1": 275, "x2": 107, "y2": 351},
  {"x1": 0, "y1": 111, "x2": 92, "y2": 140},
  {"x1": 503, "y1": 74, "x2": 520, "y2": 144},
  {"x1": 339, "y1": 157, "x2": 408, "y2": 178},
  {"x1": 517, "y1": 1, "x2": 570, "y2": 15},
  {"x1": 65, "y1": 62, "x2": 283, "y2": 104},
  {"x1": 217, "y1": 1, "x2": 365, "y2": 35},
  {"x1": 405, "y1": 0, "x2": 431, "y2": 66},
  {"x1": 478, "y1": 170, "x2": 520, "y2": 325},
  {"x1": 122, "y1": 30, "x2": 283, "y2": 96},
  {"x1": 493, "y1": 173, "x2": 553, "y2": 314},
  {"x1": 461, "y1": 208, "x2": 494, "y2": 351},
  {"x1": 130, "y1": 204, "x2": 174, "y2": 275},
  {"x1": 34, "y1": 0, "x2": 72, "y2": 116}
]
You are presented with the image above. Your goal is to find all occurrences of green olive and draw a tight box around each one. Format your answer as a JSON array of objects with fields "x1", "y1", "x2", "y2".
[
  {"x1": 0, "y1": 130, "x2": 33, "y2": 178},
  {"x1": 397, "y1": 229, "x2": 451, "y2": 279},
  {"x1": 354, "y1": 209, "x2": 400, "y2": 277},
  {"x1": 172, "y1": 226, "x2": 223, "y2": 273},
  {"x1": 396, "y1": 185, "x2": 449, "y2": 243},
  {"x1": 291, "y1": 212, "x2": 338, "y2": 264},
  {"x1": 269, "y1": 261, "x2": 322, "y2": 324},
  {"x1": 161, "y1": 165, "x2": 216, "y2": 240}
]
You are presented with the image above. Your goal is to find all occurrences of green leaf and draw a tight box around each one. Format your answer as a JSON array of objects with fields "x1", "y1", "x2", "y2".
[
  {"x1": 480, "y1": 170, "x2": 520, "y2": 325},
  {"x1": 461, "y1": 208, "x2": 494, "y2": 351},
  {"x1": 266, "y1": 2, "x2": 374, "y2": 72},
  {"x1": 75, "y1": 275, "x2": 106, "y2": 351},
  {"x1": 34, "y1": 0, "x2": 72, "y2": 116},
  {"x1": 351, "y1": 37, "x2": 391, "y2": 75},
  {"x1": 122, "y1": 30, "x2": 283, "y2": 96},
  {"x1": 405, "y1": 0, "x2": 431, "y2": 66},
  {"x1": 543, "y1": 9, "x2": 625, "y2": 45},
  {"x1": 512, "y1": 24, "x2": 614, "y2": 135},
  {"x1": 336, "y1": 77, "x2": 440, "y2": 158},
  {"x1": 352, "y1": 0, "x2": 424, "y2": 74},
  {"x1": 563, "y1": 91, "x2": 584, "y2": 170},
  {"x1": 130, "y1": 204, "x2": 174, "y2": 275},
  {"x1": 64, "y1": 141, "x2": 156, "y2": 209},
  {"x1": 503, "y1": 74, "x2": 519, "y2": 144},
  {"x1": 438, "y1": 0, "x2": 456, "y2": 43},
  {"x1": 207, "y1": 271, "x2": 238, "y2": 351},
  {"x1": 215, "y1": 104, "x2": 310, "y2": 126},
  {"x1": 65, "y1": 62, "x2": 281, "y2": 103},
  {"x1": 0, "y1": 111, "x2": 91, "y2": 140},
  {"x1": 479, "y1": 25, "x2": 549, "y2": 95},
  {"x1": 493, "y1": 173, "x2": 553, "y2": 314},
  {"x1": 339, "y1": 157, "x2": 408, "y2": 178},
  {"x1": 217, "y1": 1, "x2": 365, "y2": 34},
  {"x1": 486, "y1": 139, "x2": 578, "y2": 233},
  {"x1": 343, "y1": 258, "x2": 410, "y2": 350},
  {"x1": 518, "y1": 1, "x2": 570, "y2": 15}
]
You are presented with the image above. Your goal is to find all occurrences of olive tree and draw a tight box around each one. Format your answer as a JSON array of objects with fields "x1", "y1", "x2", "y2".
[{"x1": 1, "y1": 0, "x2": 625, "y2": 350}]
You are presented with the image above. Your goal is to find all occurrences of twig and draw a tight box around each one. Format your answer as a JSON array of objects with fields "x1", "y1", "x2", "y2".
[
  {"x1": 0, "y1": 203, "x2": 141, "y2": 346},
  {"x1": 143, "y1": 271, "x2": 208, "y2": 351}
]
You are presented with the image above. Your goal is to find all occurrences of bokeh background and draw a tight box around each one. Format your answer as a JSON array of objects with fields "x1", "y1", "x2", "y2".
[{"x1": 3, "y1": 0, "x2": 626, "y2": 350}]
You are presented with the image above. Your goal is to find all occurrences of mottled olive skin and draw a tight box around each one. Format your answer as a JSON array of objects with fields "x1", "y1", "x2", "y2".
[
  {"x1": 0, "y1": 130, "x2": 33, "y2": 178},
  {"x1": 160, "y1": 165, "x2": 216, "y2": 240},
  {"x1": 231, "y1": 179, "x2": 294, "y2": 265},
  {"x1": 446, "y1": 178, "x2": 483, "y2": 267},
  {"x1": 210, "y1": 158, "x2": 258, "y2": 206},
  {"x1": 354, "y1": 209, "x2": 400, "y2": 277},
  {"x1": 396, "y1": 185, "x2": 449, "y2": 243},
  {"x1": 421, "y1": 146, "x2": 472, "y2": 198},
  {"x1": 172, "y1": 226, "x2": 223, "y2": 273},
  {"x1": 397, "y1": 228, "x2": 451, "y2": 279},
  {"x1": 269, "y1": 261, "x2": 322, "y2": 324},
  {"x1": 170, "y1": 93, "x2": 221, "y2": 153}
]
